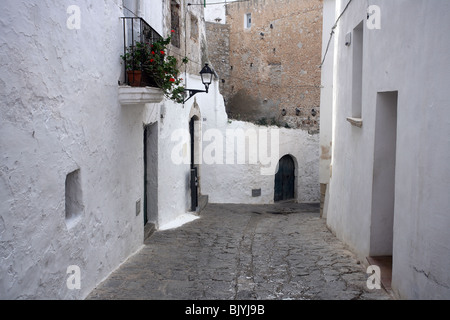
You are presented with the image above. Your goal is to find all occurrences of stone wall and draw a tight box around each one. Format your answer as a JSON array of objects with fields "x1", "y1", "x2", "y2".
[
  {"x1": 224, "y1": 0, "x2": 323, "y2": 131},
  {"x1": 206, "y1": 22, "x2": 231, "y2": 104}
]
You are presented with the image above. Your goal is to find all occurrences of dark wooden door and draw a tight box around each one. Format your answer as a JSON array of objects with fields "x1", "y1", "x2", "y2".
[
  {"x1": 274, "y1": 155, "x2": 295, "y2": 202},
  {"x1": 190, "y1": 117, "x2": 198, "y2": 211},
  {"x1": 143, "y1": 125, "x2": 149, "y2": 225}
]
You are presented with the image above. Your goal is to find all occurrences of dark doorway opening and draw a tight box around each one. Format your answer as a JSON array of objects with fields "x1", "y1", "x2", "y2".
[
  {"x1": 368, "y1": 91, "x2": 398, "y2": 292},
  {"x1": 274, "y1": 155, "x2": 295, "y2": 202},
  {"x1": 144, "y1": 123, "x2": 158, "y2": 236},
  {"x1": 190, "y1": 116, "x2": 199, "y2": 212}
]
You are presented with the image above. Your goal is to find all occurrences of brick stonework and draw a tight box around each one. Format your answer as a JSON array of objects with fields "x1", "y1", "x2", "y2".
[
  {"x1": 206, "y1": 22, "x2": 231, "y2": 100},
  {"x1": 207, "y1": 0, "x2": 323, "y2": 132}
]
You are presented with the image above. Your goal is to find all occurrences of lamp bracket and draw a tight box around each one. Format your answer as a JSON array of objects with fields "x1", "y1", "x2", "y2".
[{"x1": 183, "y1": 88, "x2": 207, "y2": 103}]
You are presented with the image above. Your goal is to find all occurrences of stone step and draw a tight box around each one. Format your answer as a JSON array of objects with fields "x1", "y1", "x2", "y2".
[
  {"x1": 144, "y1": 222, "x2": 156, "y2": 242},
  {"x1": 198, "y1": 195, "x2": 209, "y2": 213}
]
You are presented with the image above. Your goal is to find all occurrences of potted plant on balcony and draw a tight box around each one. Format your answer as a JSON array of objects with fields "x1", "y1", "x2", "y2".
[
  {"x1": 121, "y1": 33, "x2": 188, "y2": 103},
  {"x1": 121, "y1": 41, "x2": 149, "y2": 87},
  {"x1": 143, "y1": 34, "x2": 188, "y2": 103}
]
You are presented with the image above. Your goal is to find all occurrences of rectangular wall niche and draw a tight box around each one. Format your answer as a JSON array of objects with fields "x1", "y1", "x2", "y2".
[
  {"x1": 351, "y1": 21, "x2": 364, "y2": 118},
  {"x1": 65, "y1": 169, "x2": 84, "y2": 229},
  {"x1": 370, "y1": 91, "x2": 398, "y2": 256}
]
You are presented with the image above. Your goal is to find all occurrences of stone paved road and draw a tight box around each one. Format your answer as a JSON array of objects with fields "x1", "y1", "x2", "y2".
[{"x1": 86, "y1": 202, "x2": 393, "y2": 300}]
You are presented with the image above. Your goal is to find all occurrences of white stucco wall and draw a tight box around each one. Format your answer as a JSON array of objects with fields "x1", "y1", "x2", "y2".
[
  {"x1": 319, "y1": 0, "x2": 336, "y2": 218},
  {"x1": 200, "y1": 123, "x2": 320, "y2": 204},
  {"x1": 0, "y1": 0, "x2": 218, "y2": 299},
  {"x1": 0, "y1": 0, "x2": 320, "y2": 299},
  {"x1": 141, "y1": 0, "x2": 164, "y2": 35},
  {"x1": 0, "y1": 0, "x2": 146, "y2": 299},
  {"x1": 205, "y1": 0, "x2": 230, "y2": 23},
  {"x1": 324, "y1": 0, "x2": 450, "y2": 299},
  {"x1": 319, "y1": 0, "x2": 335, "y2": 186}
]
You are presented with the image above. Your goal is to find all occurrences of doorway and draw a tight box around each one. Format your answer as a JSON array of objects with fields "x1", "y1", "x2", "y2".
[
  {"x1": 369, "y1": 91, "x2": 398, "y2": 290},
  {"x1": 274, "y1": 155, "x2": 295, "y2": 202},
  {"x1": 144, "y1": 123, "x2": 158, "y2": 229},
  {"x1": 190, "y1": 116, "x2": 199, "y2": 212}
]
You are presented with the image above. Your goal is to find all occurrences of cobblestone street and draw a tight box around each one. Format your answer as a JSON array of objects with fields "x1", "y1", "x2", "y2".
[{"x1": 87, "y1": 202, "x2": 393, "y2": 300}]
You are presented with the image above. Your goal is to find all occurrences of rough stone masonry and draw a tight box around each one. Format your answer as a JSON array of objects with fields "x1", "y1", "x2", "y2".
[{"x1": 206, "y1": 0, "x2": 323, "y2": 131}]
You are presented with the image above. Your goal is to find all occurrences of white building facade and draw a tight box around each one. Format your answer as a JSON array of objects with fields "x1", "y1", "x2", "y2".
[
  {"x1": 1, "y1": 0, "x2": 319, "y2": 299},
  {"x1": 320, "y1": 0, "x2": 450, "y2": 299},
  {"x1": 0, "y1": 0, "x2": 219, "y2": 299}
]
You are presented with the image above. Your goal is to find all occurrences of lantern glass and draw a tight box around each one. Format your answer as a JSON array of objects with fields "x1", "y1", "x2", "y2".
[{"x1": 200, "y1": 64, "x2": 214, "y2": 86}]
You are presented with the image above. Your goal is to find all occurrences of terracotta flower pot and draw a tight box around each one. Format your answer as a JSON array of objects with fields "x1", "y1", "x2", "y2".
[{"x1": 127, "y1": 70, "x2": 142, "y2": 87}]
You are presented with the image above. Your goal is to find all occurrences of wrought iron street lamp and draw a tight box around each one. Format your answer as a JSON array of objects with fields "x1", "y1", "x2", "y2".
[{"x1": 183, "y1": 64, "x2": 215, "y2": 103}]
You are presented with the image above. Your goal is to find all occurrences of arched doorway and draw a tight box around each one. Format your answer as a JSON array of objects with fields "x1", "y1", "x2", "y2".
[{"x1": 274, "y1": 155, "x2": 295, "y2": 202}]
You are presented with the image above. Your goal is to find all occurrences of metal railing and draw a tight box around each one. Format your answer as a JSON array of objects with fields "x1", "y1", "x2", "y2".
[{"x1": 121, "y1": 17, "x2": 162, "y2": 86}]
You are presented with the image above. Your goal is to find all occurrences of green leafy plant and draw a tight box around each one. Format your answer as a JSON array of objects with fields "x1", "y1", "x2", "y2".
[
  {"x1": 144, "y1": 35, "x2": 188, "y2": 104},
  {"x1": 121, "y1": 41, "x2": 149, "y2": 71},
  {"x1": 121, "y1": 33, "x2": 188, "y2": 104}
]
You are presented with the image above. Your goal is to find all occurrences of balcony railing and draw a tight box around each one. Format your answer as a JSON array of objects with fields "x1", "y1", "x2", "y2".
[{"x1": 121, "y1": 17, "x2": 162, "y2": 87}]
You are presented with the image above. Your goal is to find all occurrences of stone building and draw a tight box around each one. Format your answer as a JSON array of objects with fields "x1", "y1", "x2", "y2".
[
  {"x1": 205, "y1": 21, "x2": 231, "y2": 108},
  {"x1": 206, "y1": 0, "x2": 323, "y2": 132},
  {"x1": 320, "y1": 0, "x2": 450, "y2": 299}
]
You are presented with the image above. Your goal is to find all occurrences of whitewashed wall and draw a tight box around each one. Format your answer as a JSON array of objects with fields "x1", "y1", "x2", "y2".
[
  {"x1": 205, "y1": 0, "x2": 229, "y2": 23},
  {"x1": 141, "y1": 0, "x2": 164, "y2": 35},
  {"x1": 318, "y1": 0, "x2": 336, "y2": 218},
  {"x1": 0, "y1": 0, "x2": 320, "y2": 300},
  {"x1": 0, "y1": 0, "x2": 146, "y2": 299},
  {"x1": 199, "y1": 123, "x2": 320, "y2": 204},
  {"x1": 324, "y1": 0, "x2": 450, "y2": 299},
  {"x1": 0, "y1": 0, "x2": 216, "y2": 299}
]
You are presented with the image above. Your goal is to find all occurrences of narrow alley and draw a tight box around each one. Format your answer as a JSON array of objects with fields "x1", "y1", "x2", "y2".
[
  {"x1": 87, "y1": 202, "x2": 392, "y2": 300},
  {"x1": 1, "y1": 0, "x2": 449, "y2": 301}
]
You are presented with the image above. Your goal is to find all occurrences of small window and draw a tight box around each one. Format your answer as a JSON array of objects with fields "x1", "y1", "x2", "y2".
[
  {"x1": 245, "y1": 13, "x2": 252, "y2": 29},
  {"x1": 352, "y1": 21, "x2": 364, "y2": 118}
]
